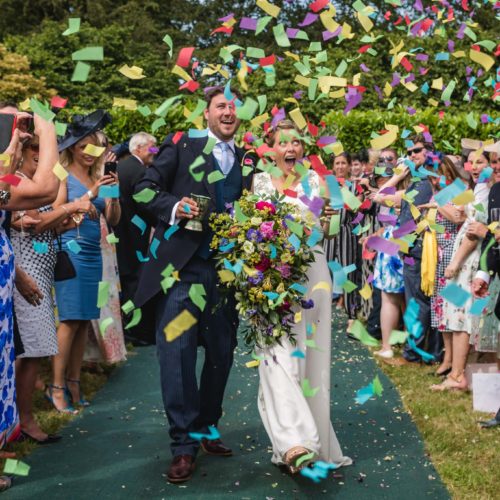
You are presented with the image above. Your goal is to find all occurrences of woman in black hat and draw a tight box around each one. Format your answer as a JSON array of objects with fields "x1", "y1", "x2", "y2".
[{"x1": 46, "y1": 111, "x2": 121, "y2": 413}]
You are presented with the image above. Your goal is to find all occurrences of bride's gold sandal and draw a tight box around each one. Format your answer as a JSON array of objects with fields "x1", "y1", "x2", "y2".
[{"x1": 284, "y1": 446, "x2": 314, "y2": 475}]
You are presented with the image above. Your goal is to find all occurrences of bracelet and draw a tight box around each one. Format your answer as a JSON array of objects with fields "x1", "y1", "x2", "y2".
[
  {"x1": 61, "y1": 205, "x2": 70, "y2": 215},
  {"x1": 87, "y1": 189, "x2": 95, "y2": 200}
]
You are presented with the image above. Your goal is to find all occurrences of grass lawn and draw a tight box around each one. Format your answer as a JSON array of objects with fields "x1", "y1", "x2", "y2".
[{"x1": 375, "y1": 351, "x2": 499, "y2": 500}]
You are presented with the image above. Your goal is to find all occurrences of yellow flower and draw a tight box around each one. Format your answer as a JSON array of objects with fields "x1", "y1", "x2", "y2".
[{"x1": 276, "y1": 282, "x2": 285, "y2": 293}]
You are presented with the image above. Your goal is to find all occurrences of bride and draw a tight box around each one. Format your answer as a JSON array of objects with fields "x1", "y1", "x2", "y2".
[{"x1": 252, "y1": 120, "x2": 352, "y2": 474}]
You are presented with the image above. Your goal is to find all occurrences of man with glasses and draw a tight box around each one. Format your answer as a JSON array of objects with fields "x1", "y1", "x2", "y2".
[{"x1": 390, "y1": 135, "x2": 443, "y2": 365}]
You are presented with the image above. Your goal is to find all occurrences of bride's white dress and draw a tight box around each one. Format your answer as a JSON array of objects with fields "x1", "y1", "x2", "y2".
[{"x1": 253, "y1": 171, "x2": 352, "y2": 467}]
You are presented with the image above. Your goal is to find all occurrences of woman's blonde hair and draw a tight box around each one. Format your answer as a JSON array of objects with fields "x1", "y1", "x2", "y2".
[
  {"x1": 265, "y1": 119, "x2": 303, "y2": 147},
  {"x1": 59, "y1": 132, "x2": 105, "y2": 182}
]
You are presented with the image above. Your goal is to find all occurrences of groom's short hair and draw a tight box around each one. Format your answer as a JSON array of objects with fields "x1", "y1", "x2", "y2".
[{"x1": 204, "y1": 86, "x2": 242, "y2": 107}]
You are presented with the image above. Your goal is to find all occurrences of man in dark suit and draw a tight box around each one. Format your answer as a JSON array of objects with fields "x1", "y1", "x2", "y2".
[
  {"x1": 114, "y1": 132, "x2": 157, "y2": 345},
  {"x1": 134, "y1": 87, "x2": 253, "y2": 483}
]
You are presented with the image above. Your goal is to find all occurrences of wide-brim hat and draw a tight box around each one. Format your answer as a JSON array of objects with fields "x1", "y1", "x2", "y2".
[
  {"x1": 58, "y1": 109, "x2": 112, "y2": 152},
  {"x1": 461, "y1": 138, "x2": 499, "y2": 155}
]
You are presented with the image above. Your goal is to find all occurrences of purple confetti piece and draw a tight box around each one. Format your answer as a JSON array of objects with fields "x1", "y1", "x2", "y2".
[
  {"x1": 390, "y1": 73, "x2": 401, "y2": 87},
  {"x1": 317, "y1": 135, "x2": 337, "y2": 146},
  {"x1": 239, "y1": 17, "x2": 257, "y2": 30},
  {"x1": 410, "y1": 22, "x2": 422, "y2": 36},
  {"x1": 476, "y1": 69, "x2": 483, "y2": 78},
  {"x1": 406, "y1": 107, "x2": 416, "y2": 115},
  {"x1": 447, "y1": 40, "x2": 455, "y2": 53},
  {"x1": 456, "y1": 23, "x2": 466, "y2": 39},
  {"x1": 286, "y1": 28, "x2": 300, "y2": 39},
  {"x1": 360, "y1": 63, "x2": 370, "y2": 72},
  {"x1": 415, "y1": 53, "x2": 429, "y2": 62},
  {"x1": 480, "y1": 114, "x2": 489, "y2": 124},
  {"x1": 404, "y1": 256, "x2": 415, "y2": 266},
  {"x1": 423, "y1": 131, "x2": 433, "y2": 144},
  {"x1": 374, "y1": 85, "x2": 383, "y2": 100},
  {"x1": 298, "y1": 13, "x2": 318, "y2": 27},
  {"x1": 366, "y1": 236, "x2": 400, "y2": 256},
  {"x1": 218, "y1": 13, "x2": 234, "y2": 22},
  {"x1": 377, "y1": 213, "x2": 398, "y2": 224},
  {"x1": 379, "y1": 186, "x2": 396, "y2": 195},
  {"x1": 414, "y1": 0, "x2": 423, "y2": 11},
  {"x1": 293, "y1": 90, "x2": 304, "y2": 99},
  {"x1": 418, "y1": 67, "x2": 427, "y2": 75},
  {"x1": 352, "y1": 212, "x2": 365, "y2": 224},
  {"x1": 367, "y1": 273, "x2": 374, "y2": 284},
  {"x1": 271, "y1": 108, "x2": 286, "y2": 128},
  {"x1": 343, "y1": 93, "x2": 362, "y2": 115},
  {"x1": 405, "y1": 73, "x2": 416, "y2": 83},
  {"x1": 393, "y1": 220, "x2": 417, "y2": 238}
]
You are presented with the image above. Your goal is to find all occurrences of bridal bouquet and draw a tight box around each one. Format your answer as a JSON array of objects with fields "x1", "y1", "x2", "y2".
[{"x1": 210, "y1": 191, "x2": 317, "y2": 348}]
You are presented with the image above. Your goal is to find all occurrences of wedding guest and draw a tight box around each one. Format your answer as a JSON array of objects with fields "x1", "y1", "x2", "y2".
[
  {"x1": 0, "y1": 111, "x2": 59, "y2": 491},
  {"x1": 115, "y1": 132, "x2": 158, "y2": 346},
  {"x1": 48, "y1": 110, "x2": 120, "y2": 412},
  {"x1": 323, "y1": 152, "x2": 362, "y2": 322},
  {"x1": 11, "y1": 136, "x2": 92, "y2": 442},
  {"x1": 432, "y1": 147, "x2": 491, "y2": 391},
  {"x1": 254, "y1": 119, "x2": 352, "y2": 473},
  {"x1": 350, "y1": 152, "x2": 363, "y2": 178}
]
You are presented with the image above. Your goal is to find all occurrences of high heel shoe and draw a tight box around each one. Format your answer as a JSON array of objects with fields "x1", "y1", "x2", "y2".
[
  {"x1": 283, "y1": 447, "x2": 314, "y2": 475},
  {"x1": 65, "y1": 378, "x2": 90, "y2": 407},
  {"x1": 45, "y1": 384, "x2": 78, "y2": 414}
]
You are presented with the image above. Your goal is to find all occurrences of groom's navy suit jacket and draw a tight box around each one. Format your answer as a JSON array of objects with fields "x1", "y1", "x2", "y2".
[{"x1": 133, "y1": 133, "x2": 253, "y2": 308}]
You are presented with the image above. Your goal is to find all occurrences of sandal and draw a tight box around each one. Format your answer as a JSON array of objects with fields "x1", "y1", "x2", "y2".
[
  {"x1": 430, "y1": 374, "x2": 468, "y2": 392},
  {"x1": 283, "y1": 446, "x2": 314, "y2": 475},
  {"x1": 45, "y1": 384, "x2": 78, "y2": 414},
  {"x1": 65, "y1": 378, "x2": 90, "y2": 407}
]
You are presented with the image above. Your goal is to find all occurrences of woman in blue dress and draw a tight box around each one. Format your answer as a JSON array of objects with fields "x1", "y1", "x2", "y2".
[{"x1": 47, "y1": 111, "x2": 121, "y2": 413}]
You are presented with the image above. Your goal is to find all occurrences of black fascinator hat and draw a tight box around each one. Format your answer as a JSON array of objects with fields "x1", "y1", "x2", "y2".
[{"x1": 58, "y1": 110, "x2": 112, "y2": 153}]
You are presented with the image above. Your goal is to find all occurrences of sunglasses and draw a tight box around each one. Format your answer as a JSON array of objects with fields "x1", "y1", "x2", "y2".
[
  {"x1": 379, "y1": 156, "x2": 395, "y2": 162},
  {"x1": 407, "y1": 147, "x2": 424, "y2": 155},
  {"x1": 27, "y1": 143, "x2": 39, "y2": 152}
]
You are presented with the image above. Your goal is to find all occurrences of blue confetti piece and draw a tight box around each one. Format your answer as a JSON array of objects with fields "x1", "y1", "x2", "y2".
[
  {"x1": 164, "y1": 224, "x2": 179, "y2": 240},
  {"x1": 149, "y1": 238, "x2": 160, "y2": 259},
  {"x1": 307, "y1": 227, "x2": 322, "y2": 247},
  {"x1": 354, "y1": 384, "x2": 374, "y2": 405},
  {"x1": 188, "y1": 128, "x2": 208, "y2": 138},
  {"x1": 325, "y1": 175, "x2": 344, "y2": 210},
  {"x1": 183, "y1": 204, "x2": 191, "y2": 214},
  {"x1": 469, "y1": 297, "x2": 489, "y2": 316},
  {"x1": 407, "y1": 337, "x2": 435, "y2": 363},
  {"x1": 263, "y1": 291, "x2": 279, "y2": 301},
  {"x1": 288, "y1": 233, "x2": 300, "y2": 252},
  {"x1": 300, "y1": 466, "x2": 323, "y2": 483},
  {"x1": 289, "y1": 282, "x2": 307, "y2": 295},
  {"x1": 268, "y1": 243, "x2": 277, "y2": 259},
  {"x1": 219, "y1": 241, "x2": 235, "y2": 252},
  {"x1": 478, "y1": 166, "x2": 493, "y2": 184},
  {"x1": 291, "y1": 349, "x2": 305, "y2": 358},
  {"x1": 136, "y1": 250, "x2": 149, "y2": 262},
  {"x1": 98, "y1": 184, "x2": 120, "y2": 198},
  {"x1": 434, "y1": 178, "x2": 467, "y2": 206},
  {"x1": 441, "y1": 282, "x2": 470, "y2": 308},
  {"x1": 188, "y1": 425, "x2": 220, "y2": 441},
  {"x1": 131, "y1": 215, "x2": 147, "y2": 235},
  {"x1": 66, "y1": 240, "x2": 81, "y2": 254},
  {"x1": 32, "y1": 241, "x2": 48, "y2": 254}
]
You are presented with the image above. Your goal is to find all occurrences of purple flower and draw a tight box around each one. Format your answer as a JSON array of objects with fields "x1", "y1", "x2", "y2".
[
  {"x1": 301, "y1": 299, "x2": 315, "y2": 309},
  {"x1": 259, "y1": 221, "x2": 275, "y2": 239},
  {"x1": 246, "y1": 229, "x2": 263, "y2": 242},
  {"x1": 275, "y1": 263, "x2": 292, "y2": 278},
  {"x1": 248, "y1": 271, "x2": 264, "y2": 285}
]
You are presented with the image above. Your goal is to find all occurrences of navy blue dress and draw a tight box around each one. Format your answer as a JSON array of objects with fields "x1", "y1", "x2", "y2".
[{"x1": 55, "y1": 175, "x2": 105, "y2": 321}]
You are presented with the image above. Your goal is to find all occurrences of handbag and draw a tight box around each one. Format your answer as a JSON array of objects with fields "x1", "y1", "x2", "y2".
[{"x1": 54, "y1": 234, "x2": 76, "y2": 281}]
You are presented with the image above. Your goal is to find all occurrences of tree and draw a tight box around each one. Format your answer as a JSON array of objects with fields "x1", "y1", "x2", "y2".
[{"x1": 0, "y1": 44, "x2": 54, "y2": 102}]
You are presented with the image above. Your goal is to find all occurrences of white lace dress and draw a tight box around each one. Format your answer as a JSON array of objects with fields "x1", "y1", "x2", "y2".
[{"x1": 253, "y1": 171, "x2": 352, "y2": 467}]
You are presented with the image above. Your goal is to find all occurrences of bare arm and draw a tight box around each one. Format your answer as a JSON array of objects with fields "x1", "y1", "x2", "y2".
[{"x1": 444, "y1": 232, "x2": 480, "y2": 279}]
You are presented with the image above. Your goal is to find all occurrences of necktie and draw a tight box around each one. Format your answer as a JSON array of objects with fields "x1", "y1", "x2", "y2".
[{"x1": 219, "y1": 142, "x2": 232, "y2": 175}]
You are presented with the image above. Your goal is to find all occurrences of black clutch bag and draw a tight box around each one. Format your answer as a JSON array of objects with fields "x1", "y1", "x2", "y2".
[{"x1": 54, "y1": 235, "x2": 76, "y2": 282}]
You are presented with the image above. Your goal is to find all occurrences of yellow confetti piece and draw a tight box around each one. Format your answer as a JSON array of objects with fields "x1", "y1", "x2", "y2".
[
  {"x1": 311, "y1": 281, "x2": 331, "y2": 293},
  {"x1": 243, "y1": 265, "x2": 258, "y2": 277},
  {"x1": 112, "y1": 97, "x2": 137, "y2": 110},
  {"x1": 359, "y1": 282, "x2": 373, "y2": 300},
  {"x1": 320, "y1": 8, "x2": 339, "y2": 33},
  {"x1": 383, "y1": 81, "x2": 393, "y2": 97},
  {"x1": 329, "y1": 89, "x2": 345, "y2": 99},
  {"x1": 0, "y1": 153, "x2": 11, "y2": 167},
  {"x1": 451, "y1": 50, "x2": 466, "y2": 58},
  {"x1": 452, "y1": 190, "x2": 475, "y2": 205},
  {"x1": 118, "y1": 64, "x2": 146, "y2": 79},
  {"x1": 284, "y1": 51, "x2": 300, "y2": 62},
  {"x1": 19, "y1": 98, "x2": 31, "y2": 111},
  {"x1": 289, "y1": 108, "x2": 307, "y2": 130},
  {"x1": 352, "y1": 73, "x2": 361, "y2": 87},
  {"x1": 52, "y1": 161, "x2": 68, "y2": 180},
  {"x1": 250, "y1": 113, "x2": 269, "y2": 128},
  {"x1": 294, "y1": 311, "x2": 302, "y2": 324},
  {"x1": 357, "y1": 12, "x2": 373, "y2": 32},
  {"x1": 410, "y1": 203, "x2": 421, "y2": 221},
  {"x1": 171, "y1": 65, "x2": 192, "y2": 82},
  {"x1": 218, "y1": 270, "x2": 236, "y2": 282},
  {"x1": 401, "y1": 81, "x2": 418, "y2": 92},
  {"x1": 318, "y1": 76, "x2": 347, "y2": 93},
  {"x1": 392, "y1": 238, "x2": 408, "y2": 254},
  {"x1": 370, "y1": 124, "x2": 399, "y2": 150},
  {"x1": 331, "y1": 141, "x2": 344, "y2": 155},
  {"x1": 164, "y1": 310, "x2": 197, "y2": 342},
  {"x1": 340, "y1": 22, "x2": 354, "y2": 39},
  {"x1": 469, "y1": 48, "x2": 494, "y2": 71},
  {"x1": 245, "y1": 360, "x2": 260, "y2": 368},
  {"x1": 256, "y1": 0, "x2": 280, "y2": 18},
  {"x1": 83, "y1": 144, "x2": 106, "y2": 157},
  {"x1": 294, "y1": 75, "x2": 311, "y2": 87},
  {"x1": 428, "y1": 98, "x2": 439, "y2": 107},
  {"x1": 431, "y1": 77, "x2": 443, "y2": 90}
]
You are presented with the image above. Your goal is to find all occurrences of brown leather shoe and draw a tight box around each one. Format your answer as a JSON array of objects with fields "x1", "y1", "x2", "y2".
[
  {"x1": 200, "y1": 438, "x2": 233, "y2": 456},
  {"x1": 167, "y1": 455, "x2": 195, "y2": 483}
]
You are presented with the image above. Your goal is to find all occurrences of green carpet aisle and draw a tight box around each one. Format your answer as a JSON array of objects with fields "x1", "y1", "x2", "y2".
[{"x1": 5, "y1": 312, "x2": 449, "y2": 499}]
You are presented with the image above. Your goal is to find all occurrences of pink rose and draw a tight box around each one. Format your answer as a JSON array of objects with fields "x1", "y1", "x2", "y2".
[
  {"x1": 255, "y1": 201, "x2": 276, "y2": 214},
  {"x1": 260, "y1": 221, "x2": 276, "y2": 239}
]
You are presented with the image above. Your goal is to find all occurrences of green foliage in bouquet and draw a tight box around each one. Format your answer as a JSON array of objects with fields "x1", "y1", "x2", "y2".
[{"x1": 210, "y1": 191, "x2": 319, "y2": 349}]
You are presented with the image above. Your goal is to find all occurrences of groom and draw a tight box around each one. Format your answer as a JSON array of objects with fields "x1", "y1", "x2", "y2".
[{"x1": 134, "y1": 87, "x2": 253, "y2": 483}]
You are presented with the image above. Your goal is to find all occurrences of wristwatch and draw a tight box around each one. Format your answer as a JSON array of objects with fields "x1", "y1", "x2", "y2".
[
  {"x1": 0, "y1": 190, "x2": 11, "y2": 206},
  {"x1": 87, "y1": 189, "x2": 95, "y2": 200}
]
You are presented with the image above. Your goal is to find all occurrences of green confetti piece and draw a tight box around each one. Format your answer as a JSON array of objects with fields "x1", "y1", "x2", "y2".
[
  {"x1": 97, "y1": 281, "x2": 110, "y2": 308},
  {"x1": 133, "y1": 188, "x2": 156, "y2": 203},
  {"x1": 151, "y1": 117, "x2": 166, "y2": 134},
  {"x1": 3, "y1": 459, "x2": 30, "y2": 476},
  {"x1": 389, "y1": 329, "x2": 408, "y2": 345},
  {"x1": 272, "y1": 24, "x2": 291, "y2": 48},
  {"x1": 106, "y1": 232, "x2": 119, "y2": 244},
  {"x1": 257, "y1": 95, "x2": 267, "y2": 114},
  {"x1": 256, "y1": 16, "x2": 272, "y2": 35},
  {"x1": 125, "y1": 308, "x2": 142, "y2": 329},
  {"x1": 189, "y1": 283, "x2": 206, "y2": 311},
  {"x1": 285, "y1": 218, "x2": 304, "y2": 237},
  {"x1": 308, "y1": 41, "x2": 322, "y2": 52},
  {"x1": 186, "y1": 99, "x2": 207, "y2": 123},
  {"x1": 188, "y1": 155, "x2": 205, "y2": 182},
  {"x1": 121, "y1": 299, "x2": 135, "y2": 315},
  {"x1": 71, "y1": 61, "x2": 91, "y2": 82},
  {"x1": 236, "y1": 97, "x2": 259, "y2": 121},
  {"x1": 62, "y1": 17, "x2": 80, "y2": 36},
  {"x1": 162, "y1": 34, "x2": 173, "y2": 57},
  {"x1": 372, "y1": 375, "x2": 383, "y2": 397},
  {"x1": 480, "y1": 237, "x2": 496, "y2": 272},
  {"x1": 203, "y1": 137, "x2": 217, "y2": 155},
  {"x1": 99, "y1": 317, "x2": 114, "y2": 336},
  {"x1": 71, "y1": 46, "x2": 104, "y2": 61},
  {"x1": 155, "y1": 96, "x2": 181, "y2": 117},
  {"x1": 328, "y1": 213, "x2": 340, "y2": 236},
  {"x1": 242, "y1": 165, "x2": 253, "y2": 177},
  {"x1": 463, "y1": 26, "x2": 477, "y2": 42},
  {"x1": 348, "y1": 320, "x2": 380, "y2": 347},
  {"x1": 55, "y1": 121, "x2": 67, "y2": 136},
  {"x1": 301, "y1": 378, "x2": 319, "y2": 397},
  {"x1": 342, "y1": 280, "x2": 358, "y2": 293},
  {"x1": 296, "y1": 452, "x2": 315, "y2": 467},
  {"x1": 246, "y1": 47, "x2": 265, "y2": 58},
  {"x1": 137, "y1": 105, "x2": 151, "y2": 117},
  {"x1": 161, "y1": 263, "x2": 175, "y2": 278},
  {"x1": 441, "y1": 80, "x2": 456, "y2": 102},
  {"x1": 341, "y1": 187, "x2": 361, "y2": 211},
  {"x1": 334, "y1": 60, "x2": 348, "y2": 77},
  {"x1": 304, "y1": 338, "x2": 321, "y2": 350},
  {"x1": 234, "y1": 201, "x2": 249, "y2": 222},
  {"x1": 207, "y1": 170, "x2": 226, "y2": 183},
  {"x1": 466, "y1": 111, "x2": 478, "y2": 129},
  {"x1": 30, "y1": 98, "x2": 55, "y2": 122}
]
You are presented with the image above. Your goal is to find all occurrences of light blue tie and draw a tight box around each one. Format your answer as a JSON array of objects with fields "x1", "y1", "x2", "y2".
[{"x1": 219, "y1": 142, "x2": 232, "y2": 176}]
